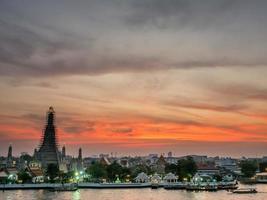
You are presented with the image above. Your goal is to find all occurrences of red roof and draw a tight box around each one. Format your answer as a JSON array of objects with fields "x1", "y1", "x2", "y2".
[{"x1": 197, "y1": 163, "x2": 218, "y2": 170}]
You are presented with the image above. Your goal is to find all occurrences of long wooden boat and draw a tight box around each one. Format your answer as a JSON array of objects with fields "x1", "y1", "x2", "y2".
[
  {"x1": 232, "y1": 188, "x2": 257, "y2": 194},
  {"x1": 78, "y1": 182, "x2": 151, "y2": 189},
  {"x1": 186, "y1": 183, "x2": 217, "y2": 191},
  {"x1": 164, "y1": 182, "x2": 186, "y2": 190}
]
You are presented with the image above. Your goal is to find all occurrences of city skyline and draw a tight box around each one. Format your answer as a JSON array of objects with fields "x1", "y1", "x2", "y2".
[{"x1": 1, "y1": 0, "x2": 267, "y2": 157}]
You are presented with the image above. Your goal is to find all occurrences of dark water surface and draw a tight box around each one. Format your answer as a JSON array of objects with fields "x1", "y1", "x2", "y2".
[{"x1": 1, "y1": 184, "x2": 267, "y2": 200}]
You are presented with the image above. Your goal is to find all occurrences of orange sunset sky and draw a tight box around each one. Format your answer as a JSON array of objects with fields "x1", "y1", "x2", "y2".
[{"x1": 1, "y1": 0, "x2": 267, "y2": 157}]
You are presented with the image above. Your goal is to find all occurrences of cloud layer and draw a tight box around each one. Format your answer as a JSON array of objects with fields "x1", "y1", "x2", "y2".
[
  {"x1": 1, "y1": 0, "x2": 267, "y2": 77},
  {"x1": 1, "y1": 0, "x2": 267, "y2": 156}
]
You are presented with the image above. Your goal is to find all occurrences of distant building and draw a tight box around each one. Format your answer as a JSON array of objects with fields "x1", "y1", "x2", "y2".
[
  {"x1": 153, "y1": 155, "x2": 166, "y2": 174},
  {"x1": 0, "y1": 169, "x2": 8, "y2": 183},
  {"x1": 100, "y1": 157, "x2": 111, "y2": 166},
  {"x1": 215, "y1": 157, "x2": 238, "y2": 172},
  {"x1": 118, "y1": 157, "x2": 129, "y2": 168},
  {"x1": 36, "y1": 107, "x2": 60, "y2": 168},
  {"x1": 26, "y1": 161, "x2": 44, "y2": 183},
  {"x1": 197, "y1": 163, "x2": 220, "y2": 175}
]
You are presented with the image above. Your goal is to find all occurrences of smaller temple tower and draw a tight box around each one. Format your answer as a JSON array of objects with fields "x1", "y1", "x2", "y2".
[
  {"x1": 77, "y1": 147, "x2": 83, "y2": 171},
  {"x1": 78, "y1": 148, "x2": 82, "y2": 160},
  {"x1": 6, "y1": 144, "x2": 13, "y2": 167},
  {"x1": 62, "y1": 145, "x2": 66, "y2": 158}
]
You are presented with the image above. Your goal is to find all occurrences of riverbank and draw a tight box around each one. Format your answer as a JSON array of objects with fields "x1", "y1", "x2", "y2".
[{"x1": 0, "y1": 183, "x2": 153, "y2": 190}]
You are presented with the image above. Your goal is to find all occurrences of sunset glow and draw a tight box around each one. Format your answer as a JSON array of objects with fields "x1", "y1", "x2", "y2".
[{"x1": 1, "y1": 0, "x2": 267, "y2": 157}]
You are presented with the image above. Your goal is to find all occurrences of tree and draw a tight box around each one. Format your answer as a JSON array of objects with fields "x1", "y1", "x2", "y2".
[
  {"x1": 131, "y1": 164, "x2": 153, "y2": 178},
  {"x1": 20, "y1": 154, "x2": 33, "y2": 163},
  {"x1": 106, "y1": 162, "x2": 123, "y2": 181},
  {"x1": 60, "y1": 171, "x2": 75, "y2": 183},
  {"x1": 18, "y1": 170, "x2": 32, "y2": 183},
  {"x1": 240, "y1": 160, "x2": 258, "y2": 178},
  {"x1": 165, "y1": 164, "x2": 178, "y2": 174},
  {"x1": 46, "y1": 164, "x2": 59, "y2": 182},
  {"x1": 121, "y1": 167, "x2": 132, "y2": 181},
  {"x1": 213, "y1": 174, "x2": 222, "y2": 182},
  {"x1": 177, "y1": 157, "x2": 197, "y2": 181},
  {"x1": 259, "y1": 162, "x2": 267, "y2": 172},
  {"x1": 86, "y1": 162, "x2": 107, "y2": 180}
]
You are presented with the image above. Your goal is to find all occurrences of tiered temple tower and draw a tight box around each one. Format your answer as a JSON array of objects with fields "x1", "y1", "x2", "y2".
[
  {"x1": 62, "y1": 145, "x2": 66, "y2": 159},
  {"x1": 6, "y1": 144, "x2": 13, "y2": 167},
  {"x1": 37, "y1": 107, "x2": 59, "y2": 168},
  {"x1": 77, "y1": 147, "x2": 83, "y2": 171}
]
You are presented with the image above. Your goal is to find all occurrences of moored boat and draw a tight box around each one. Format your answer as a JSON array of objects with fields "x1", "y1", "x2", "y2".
[
  {"x1": 186, "y1": 183, "x2": 217, "y2": 191},
  {"x1": 164, "y1": 182, "x2": 186, "y2": 190},
  {"x1": 78, "y1": 182, "x2": 151, "y2": 188},
  {"x1": 232, "y1": 188, "x2": 257, "y2": 194},
  {"x1": 50, "y1": 183, "x2": 78, "y2": 192},
  {"x1": 186, "y1": 173, "x2": 218, "y2": 191},
  {"x1": 218, "y1": 180, "x2": 238, "y2": 190},
  {"x1": 151, "y1": 183, "x2": 159, "y2": 189}
]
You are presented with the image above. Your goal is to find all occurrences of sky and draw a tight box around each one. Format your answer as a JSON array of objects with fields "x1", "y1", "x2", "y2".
[{"x1": 1, "y1": 0, "x2": 267, "y2": 157}]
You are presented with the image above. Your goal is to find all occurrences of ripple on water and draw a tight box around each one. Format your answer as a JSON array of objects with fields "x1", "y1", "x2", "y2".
[{"x1": 1, "y1": 185, "x2": 267, "y2": 200}]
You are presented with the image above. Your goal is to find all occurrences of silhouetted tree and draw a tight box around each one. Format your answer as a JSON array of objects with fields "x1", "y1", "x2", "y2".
[
  {"x1": 240, "y1": 160, "x2": 257, "y2": 178},
  {"x1": 177, "y1": 157, "x2": 197, "y2": 181},
  {"x1": 131, "y1": 164, "x2": 154, "y2": 178},
  {"x1": 20, "y1": 154, "x2": 33, "y2": 163},
  {"x1": 86, "y1": 162, "x2": 107, "y2": 181},
  {"x1": 18, "y1": 170, "x2": 32, "y2": 183},
  {"x1": 259, "y1": 162, "x2": 267, "y2": 172},
  {"x1": 46, "y1": 164, "x2": 59, "y2": 183},
  {"x1": 165, "y1": 163, "x2": 178, "y2": 174},
  {"x1": 106, "y1": 162, "x2": 123, "y2": 181}
]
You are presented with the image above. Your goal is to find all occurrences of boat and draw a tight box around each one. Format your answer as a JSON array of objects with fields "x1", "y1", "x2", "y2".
[
  {"x1": 205, "y1": 184, "x2": 218, "y2": 192},
  {"x1": 151, "y1": 183, "x2": 159, "y2": 189},
  {"x1": 186, "y1": 182, "x2": 218, "y2": 191},
  {"x1": 186, "y1": 174, "x2": 218, "y2": 191},
  {"x1": 164, "y1": 182, "x2": 186, "y2": 190},
  {"x1": 218, "y1": 184, "x2": 238, "y2": 190},
  {"x1": 50, "y1": 183, "x2": 78, "y2": 192},
  {"x1": 218, "y1": 180, "x2": 238, "y2": 190},
  {"x1": 78, "y1": 182, "x2": 151, "y2": 189},
  {"x1": 186, "y1": 183, "x2": 205, "y2": 191},
  {"x1": 232, "y1": 188, "x2": 257, "y2": 194}
]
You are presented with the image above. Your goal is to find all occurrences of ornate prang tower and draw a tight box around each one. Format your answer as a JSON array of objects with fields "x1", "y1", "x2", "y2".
[
  {"x1": 37, "y1": 107, "x2": 59, "y2": 168},
  {"x1": 77, "y1": 147, "x2": 83, "y2": 171},
  {"x1": 62, "y1": 145, "x2": 66, "y2": 158},
  {"x1": 6, "y1": 144, "x2": 13, "y2": 167}
]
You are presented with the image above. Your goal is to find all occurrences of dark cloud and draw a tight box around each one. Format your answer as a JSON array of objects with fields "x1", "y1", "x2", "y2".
[
  {"x1": 0, "y1": 0, "x2": 267, "y2": 78},
  {"x1": 125, "y1": 0, "x2": 237, "y2": 29},
  {"x1": 111, "y1": 127, "x2": 133, "y2": 134},
  {"x1": 205, "y1": 82, "x2": 267, "y2": 101},
  {"x1": 63, "y1": 124, "x2": 95, "y2": 134},
  {"x1": 22, "y1": 113, "x2": 44, "y2": 122},
  {"x1": 163, "y1": 97, "x2": 248, "y2": 113}
]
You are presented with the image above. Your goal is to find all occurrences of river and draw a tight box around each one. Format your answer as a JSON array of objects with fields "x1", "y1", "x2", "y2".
[{"x1": 1, "y1": 184, "x2": 267, "y2": 200}]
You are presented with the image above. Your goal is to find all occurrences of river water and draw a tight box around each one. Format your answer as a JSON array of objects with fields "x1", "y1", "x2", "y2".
[{"x1": 1, "y1": 184, "x2": 267, "y2": 200}]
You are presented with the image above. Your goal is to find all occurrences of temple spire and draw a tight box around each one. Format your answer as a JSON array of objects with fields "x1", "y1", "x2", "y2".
[
  {"x1": 6, "y1": 144, "x2": 13, "y2": 167},
  {"x1": 37, "y1": 107, "x2": 59, "y2": 168}
]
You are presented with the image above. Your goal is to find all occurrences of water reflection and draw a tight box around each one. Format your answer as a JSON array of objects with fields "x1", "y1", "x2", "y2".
[
  {"x1": 72, "y1": 190, "x2": 81, "y2": 200},
  {"x1": 1, "y1": 185, "x2": 267, "y2": 200}
]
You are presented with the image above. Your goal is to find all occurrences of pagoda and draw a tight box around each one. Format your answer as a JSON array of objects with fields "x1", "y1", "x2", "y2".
[{"x1": 37, "y1": 107, "x2": 59, "y2": 168}]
